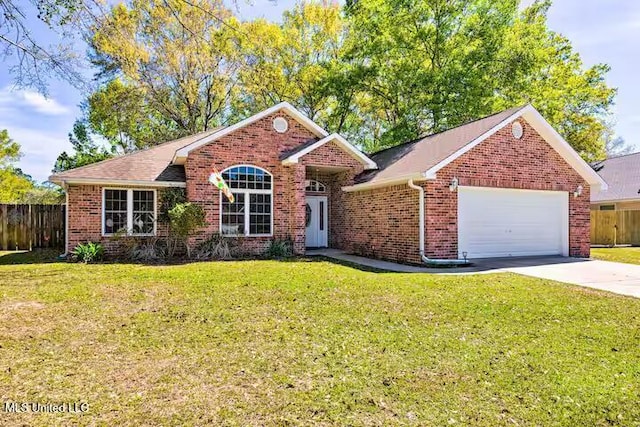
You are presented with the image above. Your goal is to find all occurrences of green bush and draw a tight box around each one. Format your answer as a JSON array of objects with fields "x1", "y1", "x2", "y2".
[
  {"x1": 71, "y1": 242, "x2": 104, "y2": 263},
  {"x1": 168, "y1": 202, "x2": 206, "y2": 258},
  {"x1": 158, "y1": 188, "x2": 187, "y2": 223},
  {"x1": 265, "y1": 238, "x2": 293, "y2": 259}
]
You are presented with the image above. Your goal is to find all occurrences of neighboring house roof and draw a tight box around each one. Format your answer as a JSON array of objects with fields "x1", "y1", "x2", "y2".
[
  {"x1": 281, "y1": 133, "x2": 377, "y2": 170},
  {"x1": 49, "y1": 129, "x2": 220, "y2": 187},
  {"x1": 346, "y1": 104, "x2": 607, "y2": 192},
  {"x1": 591, "y1": 151, "x2": 640, "y2": 202}
]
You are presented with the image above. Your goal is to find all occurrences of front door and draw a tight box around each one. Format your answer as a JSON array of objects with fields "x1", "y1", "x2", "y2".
[{"x1": 305, "y1": 196, "x2": 328, "y2": 248}]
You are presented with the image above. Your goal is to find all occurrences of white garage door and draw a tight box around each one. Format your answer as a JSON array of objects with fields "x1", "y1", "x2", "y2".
[{"x1": 458, "y1": 186, "x2": 569, "y2": 259}]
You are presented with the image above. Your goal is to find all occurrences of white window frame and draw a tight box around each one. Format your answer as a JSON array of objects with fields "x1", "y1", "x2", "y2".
[
  {"x1": 219, "y1": 165, "x2": 274, "y2": 237},
  {"x1": 305, "y1": 179, "x2": 326, "y2": 192},
  {"x1": 102, "y1": 187, "x2": 157, "y2": 237}
]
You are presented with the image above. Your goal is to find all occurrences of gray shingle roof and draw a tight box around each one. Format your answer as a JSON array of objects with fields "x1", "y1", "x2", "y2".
[
  {"x1": 356, "y1": 105, "x2": 527, "y2": 184},
  {"x1": 49, "y1": 129, "x2": 221, "y2": 184},
  {"x1": 591, "y1": 152, "x2": 640, "y2": 202}
]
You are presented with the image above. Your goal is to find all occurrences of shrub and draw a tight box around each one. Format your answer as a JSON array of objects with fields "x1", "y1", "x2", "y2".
[
  {"x1": 158, "y1": 188, "x2": 187, "y2": 224},
  {"x1": 194, "y1": 233, "x2": 234, "y2": 260},
  {"x1": 71, "y1": 242, "x2": 104, "y2": 263},
  {"x1": 168, "y1": 202, "x2": 206, "y2": 258},
  {"x1": 130, "y1": 238, "x2": 168, "y2": 262},
  {"x1": 265, "y1": 238, "x2": 293, "y2": 259}
]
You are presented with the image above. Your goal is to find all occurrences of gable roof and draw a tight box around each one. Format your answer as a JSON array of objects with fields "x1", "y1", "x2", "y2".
[
  {"x1": 49, "y1": 102, "x2": 328, "y2": 187},
  {"x1": 172, "y1": 102, "x2": 329, "y2": 164},
  {"x1": 591, "y1": 151, "x2": 640, "y2": 202},
  {"x1": 355, "y1": 106, "x2": 526, "y2": 185},
  {"x1": 49, "y1": 129, "x2": 220, "y2": 187},
  {"x1": 281, "y1": 133, "x2": 377, "y2": 170},
  {"x1": 346, "y1": 104, "x2": 607, "y2": 191}
]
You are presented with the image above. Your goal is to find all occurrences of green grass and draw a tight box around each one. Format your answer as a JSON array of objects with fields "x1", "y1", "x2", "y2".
[
  {"x1": 1, "y1": 251, "x2": 639, "y2": 426},
  {"x1": 592, "y1": 247, "x2": 640, "y2": 265}
]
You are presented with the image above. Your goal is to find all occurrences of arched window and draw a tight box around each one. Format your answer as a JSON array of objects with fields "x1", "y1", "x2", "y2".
[
  {"x1": 305, "y1": 179, "x2": 326, "y2": 192},
  {"x1": 220, "y1": 165, "x2": 272, "y2": 236}
]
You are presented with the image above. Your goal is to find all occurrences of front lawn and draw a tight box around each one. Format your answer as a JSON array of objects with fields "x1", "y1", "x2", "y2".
[
  {"x1": 1, "y1": 252, "x2": 639, "y2": 426},
  {"x1": 592, "y1": 246, "x2": 640, "y2": 265}
]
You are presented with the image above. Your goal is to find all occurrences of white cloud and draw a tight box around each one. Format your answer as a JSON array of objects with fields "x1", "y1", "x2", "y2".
[
  {"x1": 0, "y1": 124, "x2": 73, "y2": 183},
  {"x1": 0, "y1": 86, "x2": 71, "y2": 116},
  {"x1": 0, "y1": 85, "x2": 77, "y2": 181}
]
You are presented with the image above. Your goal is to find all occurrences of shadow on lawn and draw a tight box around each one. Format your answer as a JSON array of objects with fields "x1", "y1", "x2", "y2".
[
  {"x1": 0, "y1": 250, "x2": 373, "y2": 271},
  {"x1": 0, "y1": 249, "x2": 64, "y2": 265}
]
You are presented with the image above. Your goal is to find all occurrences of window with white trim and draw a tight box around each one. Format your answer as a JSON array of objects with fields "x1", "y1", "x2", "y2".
[
  {"x1": 103, "y1": 189, "x2": 156, "y2": 236},
  {"x1": 221, "y1": 166, "x2": 272, "y2": 236},
  {"x1": 305, "y1": 179, "x2": 326, "y2": 192}
]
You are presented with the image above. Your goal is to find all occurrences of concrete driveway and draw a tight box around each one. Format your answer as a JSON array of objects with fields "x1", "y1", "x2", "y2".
[
  {"x1": 309, "y1": 249, "x2": 640, "y2": 298},
  {"x1": 488, "y1": 257, "x2": 640, "y2": 298}
]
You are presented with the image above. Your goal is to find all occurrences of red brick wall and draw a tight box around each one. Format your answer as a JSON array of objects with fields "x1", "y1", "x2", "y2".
[
  {"x1": 185, "y1": 112, "x2": 318, "y2": 255},
  {"x1": 66, "y1": 185, "x2": 169, "y2": 255},
  {"x1": 64, "y1": 113, "x2": 373, "y2": 258},
  {"x1": 425, "y1": 118, "x2": 590, "y2": 259},
  {"x1": 340, "y1": 118, "x2": 591, "y2": 263},
  {"x1": 336, "y1": 184, "x2": 421, "y2": 264},
  {"x1": 301, "y1": 142, "x2": 365, "y2": 250}
]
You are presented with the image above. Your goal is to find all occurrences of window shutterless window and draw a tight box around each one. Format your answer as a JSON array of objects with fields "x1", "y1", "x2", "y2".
[
  {"x1": 220, "y1": 166, "x2": 273, "y2": 236},
  {"x1": 103, "y1": 188, "x2": 156, "y2": 236}
]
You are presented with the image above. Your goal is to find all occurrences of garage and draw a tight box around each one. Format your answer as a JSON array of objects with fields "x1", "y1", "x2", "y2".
[{"x1": 457, "y1": 186, "x2": 569, "y2": 259}]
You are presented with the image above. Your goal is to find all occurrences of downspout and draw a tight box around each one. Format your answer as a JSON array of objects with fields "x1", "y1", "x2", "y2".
[
  {"x1": 59, "y1": 181, "x2": 69, "y2": 258},
  {"x1": 407, "y1": 179, "x2": 470, "y2": 266}
]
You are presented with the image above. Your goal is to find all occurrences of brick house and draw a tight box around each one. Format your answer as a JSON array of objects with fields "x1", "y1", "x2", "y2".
[{"x1": 49, "y1": 102, "x2": 606, "y2": 263}]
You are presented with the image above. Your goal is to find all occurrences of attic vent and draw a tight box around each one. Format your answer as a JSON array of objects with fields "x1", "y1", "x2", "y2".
[
  {"x1": 273, "y1": 116, "x2": 289, "y2": 133},
  {"x1": 511, "y1": 121, "x2": 524, "y2": 139}
]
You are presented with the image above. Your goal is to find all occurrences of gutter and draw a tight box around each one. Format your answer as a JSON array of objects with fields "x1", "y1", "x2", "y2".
[
  {"x1": 407, "y1": 179, "x2": 470, "y2": 267},
  {"x1": 59, "y1": 180, "x2": 69, "y2": 259},
  {"x1": 48, "y1": 177, "x2": 186, "y2": 188}
]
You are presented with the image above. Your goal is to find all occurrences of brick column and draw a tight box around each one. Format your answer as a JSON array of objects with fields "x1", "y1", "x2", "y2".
[{"x1": 291, "y1": 164, "x2": 306, "y2": 254}]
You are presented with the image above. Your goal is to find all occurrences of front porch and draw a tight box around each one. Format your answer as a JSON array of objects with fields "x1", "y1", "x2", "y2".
[{"x1": 302, "y1": 165, "x2": 352, "y2": 250}]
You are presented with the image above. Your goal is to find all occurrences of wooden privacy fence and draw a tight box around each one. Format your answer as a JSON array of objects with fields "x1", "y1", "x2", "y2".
[
  {"x1": 591, "y1": 210, "x2": 640, "y2": 246},
  {"x1": 0, "y1": 204, "x2": 65, "y2": 251}
]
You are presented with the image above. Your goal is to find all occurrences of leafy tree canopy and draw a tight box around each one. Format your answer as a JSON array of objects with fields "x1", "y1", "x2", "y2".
[
  {"x1": 53, "y1": 120, "x2": 113, "y2": 173},
  {"x1": 0, "y1": 130, "x2": 62, "y2": 203},
  {"x1": 58, "y1": 0, "x2": 616, "y2": 167}
]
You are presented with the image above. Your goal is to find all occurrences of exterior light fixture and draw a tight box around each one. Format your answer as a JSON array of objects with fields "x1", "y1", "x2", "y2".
[
  {"x1": 574, "y1": 185, "x2": 583, "y2": 198},
  {"x1": 449, "y1": 177, "x2": 459, "y2": 192}
]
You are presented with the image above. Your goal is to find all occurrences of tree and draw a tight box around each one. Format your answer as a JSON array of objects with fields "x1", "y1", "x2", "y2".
[
  {"x1": 87, "y1": 79, "x2": 179, "y2": 151},
  {"x1": 89, "y1": 0, "x2": 241, "y2": 135},
  {"x1": 0, "y1": 0, "x2": 86, "y2": 91},
  {"x1": 0, "y1": 168, "x2": 33, "y2": 203},
  {"x1": 0, "y1": 130, "x2": 30, "y2": 203},
  {"x1": 53, "y1": 120, "x2": 113, "y2": 172},
  {"x1": 491, "y1": 0, "x2": 616, "y2": 162},
  {"x1": 344, "y1": 0, "x2": 517, "y2": 151},
  {"x1": 604, "y1": 130, "x2": 635, "y2": 158},
  {"x1": 168, "y1": 202, "x2": 205, "y2": 258},
  {"x1": 343, "y1": 0, "x2": 616, "y2": 158},
  {"x1": 0, "y1": 129, "x2": 20, "y2": 167},
  {"x1": 237, "y1": 2, "x2": 347, "y2": 129},
  {"x1": 0, "y1": 129, "x2": 62, "y2": 203}
]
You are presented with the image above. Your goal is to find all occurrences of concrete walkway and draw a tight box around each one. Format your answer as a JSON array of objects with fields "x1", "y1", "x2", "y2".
[
  {"x1": 306, "y1": 249, "x2": 435, "y2": 273},
  {"x1": 307, "y1": 249, "x2": 640, "y2": 298}
]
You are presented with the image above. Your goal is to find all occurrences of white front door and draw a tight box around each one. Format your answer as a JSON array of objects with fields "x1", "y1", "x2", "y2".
[
  {"x1": 458, "y1": 186, "x2": 569, "y2": 258},
  {"x1": 305, "y1": 196, "x2": 328, "y2": 248}
]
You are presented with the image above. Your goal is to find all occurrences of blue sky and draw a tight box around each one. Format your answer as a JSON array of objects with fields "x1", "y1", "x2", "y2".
[{"x1": 1, "y1": 0, "x2": 639, "y2": 183}]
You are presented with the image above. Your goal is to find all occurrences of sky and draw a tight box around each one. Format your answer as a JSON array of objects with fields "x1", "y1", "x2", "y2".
[{"x1": 1, "y1": 0, "x2": 639, "y2": 183}]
